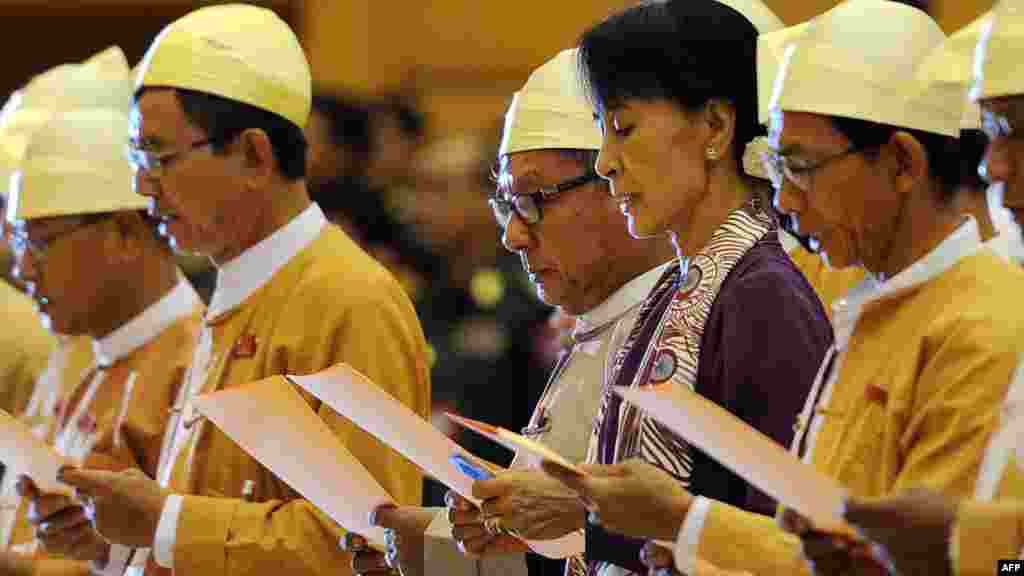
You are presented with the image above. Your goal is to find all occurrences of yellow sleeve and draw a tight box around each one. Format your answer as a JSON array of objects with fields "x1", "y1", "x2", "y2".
[
  {"x1": 894, "y1": 319, "x2": 1019, "y2": 496},
  {"x1": 951, "y1": 500, "x2": 1024, "y2": 576},
  {"x1": 173, "y1": 495, "x2": 347, "y2": 575},
  {"x1": 172, "y1": 267, "x2": 430, "y2": 576},
  {"x1": 695, "y1": 501, "x2": 809, "y2": 576}
]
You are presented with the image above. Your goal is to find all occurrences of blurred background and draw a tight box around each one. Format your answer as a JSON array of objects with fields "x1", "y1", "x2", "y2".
[{"x1": 0, "y1": 0, "x2": 996, "y2": 502}]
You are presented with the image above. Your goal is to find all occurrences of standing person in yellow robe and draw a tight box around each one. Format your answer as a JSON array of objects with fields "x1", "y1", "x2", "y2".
[
  {"x1": 54, "y1": 5, "x2": 431, "y2": 576},
  {"x1": 802, "y1": 3, "x2": 1024, "y2": 575},
  {"x1": 0, "y1": 47, "x2": 204, "y2": 576},
  {"x1": 543, "y1": 2, "x2": 1024, "y2": 575},
  {"x1": 0, "y1": 273, "x2": 53, "y2": 416}
]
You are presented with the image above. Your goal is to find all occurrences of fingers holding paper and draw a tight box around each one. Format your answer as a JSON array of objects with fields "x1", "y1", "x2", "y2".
[
  {"x1": 471, "y1": 468, "x2": 585, "y2": 540},
  {"x1": 444, "y1": 491, "x2": 528, "y2": 558},
  {"x1": 341, "y1": 532, "x2": 392, "y2": 575},
  {"x1": 56, "y1": 467, "x2": 171, "y2": 549},
  {"x1": 18, "y1": 475, "x2": 107, "y2": 562},
  {"x1": 841, "y1": 489, "x2": 957, "y2": 576},
  {"x1": 540, "y1": 459, "x2": 692, "y2": 543}
]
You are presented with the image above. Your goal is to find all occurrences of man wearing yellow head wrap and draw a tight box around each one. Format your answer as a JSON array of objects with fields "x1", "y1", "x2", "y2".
[
  {"x1": 0, "y1": 45, "x2": 204, "y2": 576},
  {"x1": 343, "y1": 47, "x2": 675, "y2": 576},
  {"x1": 56, "y1": 5, "x2": 431, "y2": 576},
  {"x1": 829, "y1": 4, "x2": 1024, "y2": 575}
]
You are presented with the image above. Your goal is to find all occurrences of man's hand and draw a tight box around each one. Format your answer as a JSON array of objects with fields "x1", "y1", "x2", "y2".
[
  {"x1": 842, "y1": 489, "x2": 958, "y2": 576},
  {"x1": 445, "y1": 491, "x2": 528, "y2": 558},
  {"x1": 0, "y1": 550, "x2": 35, "y2": 576},
  {"x1": 57, "y1": 467, "x2": 171, "y2": 549},
  {"x1": 540, "y1": 459, "x2": 692, "y2": 542},
  {"x1": 472, "y1": 468, "x2": 585, "y2": 541},
  {"x1": 342, "y1": 506, "x2": 437, "y2": 576},
  {"x1": 16, "y1": 477, "x2": 108, "y2": 562}
]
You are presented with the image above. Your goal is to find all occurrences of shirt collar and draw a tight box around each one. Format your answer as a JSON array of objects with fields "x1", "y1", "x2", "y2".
[
  {"x1": 93, "y1": 280, "x2": 200, "y2": 367},
  {"x1": 208, "y1": 203, "x2": 327, "y2": 317},
  {"x1": 986, "y1": 203, "x2": 1024, "y2": 265},
  {"x1": 836, "y1": 217, "x2": 982, "y2": 323},
  {"x1": 575, "y1": 262, "x2": 673, "y2": 334}
]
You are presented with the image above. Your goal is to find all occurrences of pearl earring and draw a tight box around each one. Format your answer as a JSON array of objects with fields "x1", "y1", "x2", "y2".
[{"x1": 706, "y1": 147, "x2": 718, "y2": 160}]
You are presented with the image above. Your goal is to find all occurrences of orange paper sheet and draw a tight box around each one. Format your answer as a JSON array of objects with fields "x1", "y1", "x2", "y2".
[
  {"x1": 445, "y1": 413, "x2": 588, "y2": 477},
  {"x1": 0, "y1": 409, "x2": 70, "y2": 495},
  {"x1": 289, "y1": 365, "x2": 585, "y2": 559},
  {"x1": 192, "y1": 376, "x2": 392, "y2": 544},
  {"x1": 615, "y1": 385, "x2": 849, "y2": 533}
]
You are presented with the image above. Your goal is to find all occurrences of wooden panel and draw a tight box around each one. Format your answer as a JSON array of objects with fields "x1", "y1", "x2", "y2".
[{"x1": 301, "y1": 0, "x2": 995, "y2": 140}]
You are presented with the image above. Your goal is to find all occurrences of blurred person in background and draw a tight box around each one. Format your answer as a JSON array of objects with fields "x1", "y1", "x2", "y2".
[
  {"x1": 401, "y1": 128, "x2": 554, "y2": 507},
  {"x1": 0, "y1": 197, "x2": 54, "y2": 418},
  {"x1": 306, "y1": 91, "x2": 435, "y2": 299}
]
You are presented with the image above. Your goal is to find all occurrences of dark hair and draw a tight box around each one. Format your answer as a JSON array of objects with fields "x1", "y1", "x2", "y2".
[
  {"x1": 577, "y1": 0, "x2": 762, "y2": 171},
  {"x1": 958, "y1": 129, "x2": 988, "y2": 192},
  {"x1": 890, "y1": 0, "x2": 931, "y2": 14},
  {"x1": 311, "y1": 92, "x2": 373, "y2": 170},
  {"x1": 136, "y1": 86, "x2": 308, "y2": 181},
  {"x1": 371, "y1": 94, "x2": 426, "y2": 142},
  {"x1": 829, "y1": 116, "x2": 961, "y2": 202}
]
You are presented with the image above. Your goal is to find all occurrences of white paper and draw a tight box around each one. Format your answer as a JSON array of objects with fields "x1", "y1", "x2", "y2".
[
  {"x1": 192, "y1": 376, "x2": 392, "y2": 544},
  {"x1": 289, "y1": 365, "x2": 584, "y2": 559},
  {"x1": 0, "y1": 409, "x2": 70, "y2": 495},
  {"x1": 289, "y1": 366, "x2": 480, "y2": 503},
  {"x1": 616, "y1": 385, "x2": 849, "y2": 533}
]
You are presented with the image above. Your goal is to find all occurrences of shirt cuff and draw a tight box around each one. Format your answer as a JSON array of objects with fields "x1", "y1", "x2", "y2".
[
  {"x1": 92, "y1": 544, "x2": 134, "y2": 576},
  {"x1": 153, "y1": 494, "x2": 184, "y2": 569},
  {"x1": 674, "y1": 496, "x2": 712, "y2": 574}
]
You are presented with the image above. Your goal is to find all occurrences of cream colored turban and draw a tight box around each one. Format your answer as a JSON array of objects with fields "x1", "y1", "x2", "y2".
[
  {"x1": 971, "y1": 0, "x2": 1024, "y2": 101},
  {"x1": 918, "y1": 13, "x2": 991, "y2": 130},
  {"x1": 769, "y1": 0, "x2": 962, "y2": 137},
  {"x1": 137, "y1": 4, "x2": 311, "y2": 129},
  {"x1": 7, "y1": 53, "x2": 144, "y2": 221},
  {"x1": 0, "y1": 46, "x2": 132, "y2": 199},
  {"x1": 499, "y1": 48, "x2": 602, "y2": 157}
]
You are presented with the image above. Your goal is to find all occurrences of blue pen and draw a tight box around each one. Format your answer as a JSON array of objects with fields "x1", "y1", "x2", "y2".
[{"x1": 450, "y1": 454, "x2": 495, "y2": 481}]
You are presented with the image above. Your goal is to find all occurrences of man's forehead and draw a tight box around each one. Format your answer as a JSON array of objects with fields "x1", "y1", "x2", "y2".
[
  {"x1": 770, "y1": 110, "x2": 845, "y2": 153},
  {"x1": 14, "y1": 215, "x2": 77, "y2": 236},
  {"x1": 131, "y1": 89, "x2": 192, "y2": 145}
]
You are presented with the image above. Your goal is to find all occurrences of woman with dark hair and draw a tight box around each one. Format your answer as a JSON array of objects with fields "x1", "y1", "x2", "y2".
[{"x1": 543, "y1": 1, "x2": 833, "y2": 574}]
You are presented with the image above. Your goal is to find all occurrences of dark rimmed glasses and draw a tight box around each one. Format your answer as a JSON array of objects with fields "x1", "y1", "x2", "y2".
[{"x1": 489, "y1": 172, "x2": 601, "y2": 226}]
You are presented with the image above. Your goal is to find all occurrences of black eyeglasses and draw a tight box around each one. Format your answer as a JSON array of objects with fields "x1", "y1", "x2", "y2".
[
  {"x1": 489, "y1": 173, "x2": 601, "y2": 227},
  {"x1": 762, "y1": 146, "x2": 868, "y2": 192},
  {"x1": 126, "y1": 133, "x2": 235, "y2": 176}
]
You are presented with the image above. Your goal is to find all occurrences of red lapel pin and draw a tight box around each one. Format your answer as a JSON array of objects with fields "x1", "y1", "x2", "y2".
[{"x1": 232, "y1": 334, "x2": 259, "y2": 359}]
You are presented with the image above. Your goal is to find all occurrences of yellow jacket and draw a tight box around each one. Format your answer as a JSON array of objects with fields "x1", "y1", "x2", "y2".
[
  {"x1": 155, "y1": 226, "x2": 430, "y2": 576},
  {"x1": 0, "y1": 336, "x2": 93, "y2": 550},
  {"x1": 0, "y1": 281, "x2": 55, "y2": 416},
  {"x1": 6, "y1": 298, "x2": 201, "y2": 563},
  {"x1": 953, "y1": 500, "x2": 1024, "y2": 575},
  {"x1": 786, "y1": 243, "x2": 865, "y2": 319},
  {"x1": 689, "y1": 249, "x2": 1024, "y2": 575}
]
